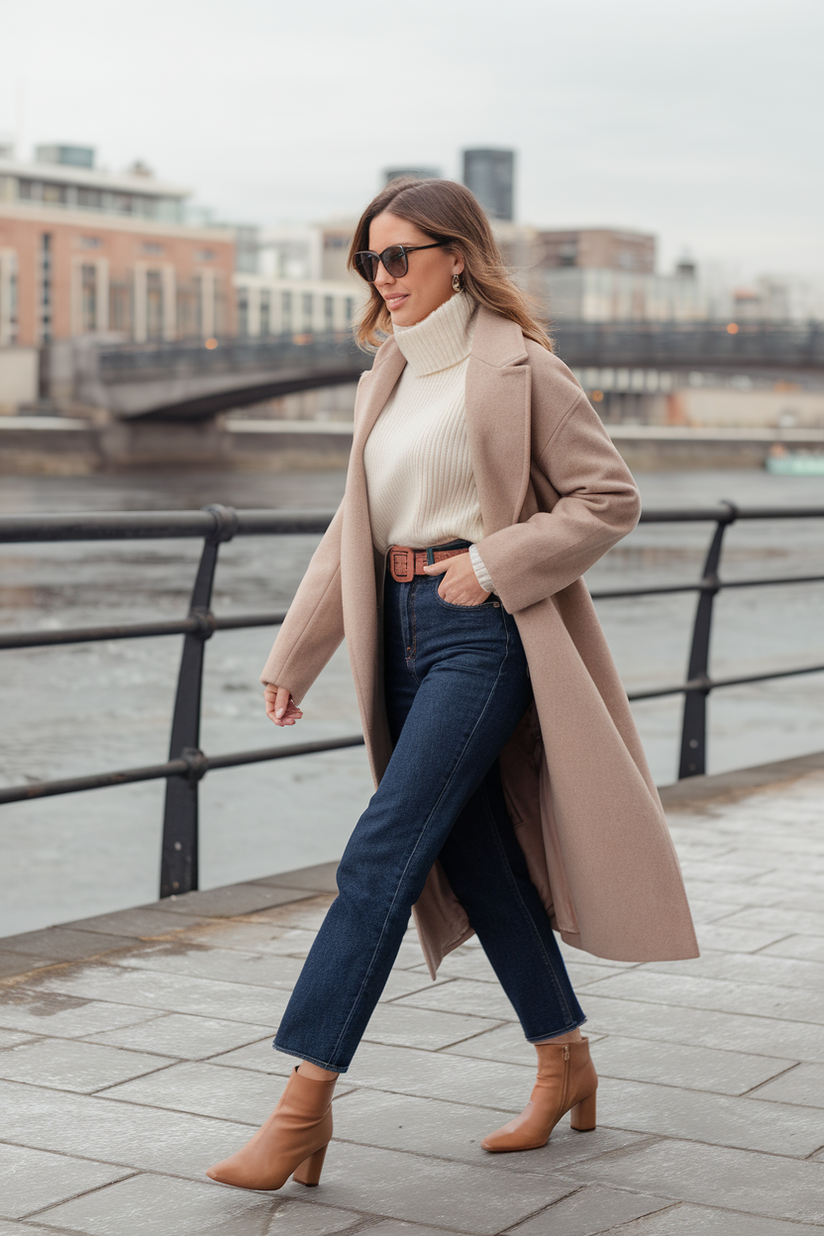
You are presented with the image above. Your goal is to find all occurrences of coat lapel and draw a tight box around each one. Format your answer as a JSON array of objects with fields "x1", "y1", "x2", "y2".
[
  {"x1": 340, "y1": 339, "x2": 406, "y2": 783},
  {"x1": 351, "y1": 339, "x2": 406, "y2": 456},
  {"x1": 465, "y1": 308, "x2": 532, "y2": 532}
]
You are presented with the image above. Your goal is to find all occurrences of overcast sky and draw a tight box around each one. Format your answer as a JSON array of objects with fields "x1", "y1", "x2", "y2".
[{"x1": 2, "y1": 0, "x2": 822, "y2": 280}]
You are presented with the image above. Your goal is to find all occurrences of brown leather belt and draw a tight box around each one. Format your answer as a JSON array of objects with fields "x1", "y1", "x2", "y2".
[{"x1": 388, "y1": 545, "x2": 469, "y2": 583}]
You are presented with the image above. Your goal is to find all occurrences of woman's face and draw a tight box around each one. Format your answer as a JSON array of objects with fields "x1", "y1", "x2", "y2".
[{"x1": 367, "y1": 211, "x2": 464, "y2": 328}]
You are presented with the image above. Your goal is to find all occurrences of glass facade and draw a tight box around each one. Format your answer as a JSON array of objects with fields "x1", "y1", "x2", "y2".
[{"x1": 16, "y1": 177, "x2": 184, "y2": 221}]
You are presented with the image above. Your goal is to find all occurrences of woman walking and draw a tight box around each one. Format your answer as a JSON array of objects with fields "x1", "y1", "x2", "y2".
[{"x1": 206, "y1": 178, "x2": 697, "y2": 1191}]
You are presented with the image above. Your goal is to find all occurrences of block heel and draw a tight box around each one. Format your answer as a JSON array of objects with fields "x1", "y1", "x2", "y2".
[
  {"x1": 206, "y1": 1068, "x2": 336, "y2": 1191},
  {"x1": 482, "y1": 1037, "x2": 598, "y2": 1153},
  {"x1": 293, "y1": 1143, "x2": 328, "y2": 1187},
  {"x1": 570, "y1": 1089, "x2": 597, "y2": 1131}
]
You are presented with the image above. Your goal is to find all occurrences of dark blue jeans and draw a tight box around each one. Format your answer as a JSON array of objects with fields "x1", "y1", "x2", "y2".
[{"x1": 274, "y1": 547, "x2": 584, "y2": 1072}]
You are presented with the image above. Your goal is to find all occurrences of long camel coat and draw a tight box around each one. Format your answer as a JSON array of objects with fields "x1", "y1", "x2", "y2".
[{"x1": 261, "y1": 305, "x2": 698, "y2": 974}]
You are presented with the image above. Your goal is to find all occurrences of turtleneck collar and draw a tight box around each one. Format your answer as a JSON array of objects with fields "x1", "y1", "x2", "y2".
[{"x1": 393, "y1": 292, "x2": 477, "y2": 377}]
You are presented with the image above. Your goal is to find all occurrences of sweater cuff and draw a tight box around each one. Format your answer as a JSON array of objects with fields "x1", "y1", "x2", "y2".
[{"x1": 469, "y1": 544, "x2": 494, "y2": 593}]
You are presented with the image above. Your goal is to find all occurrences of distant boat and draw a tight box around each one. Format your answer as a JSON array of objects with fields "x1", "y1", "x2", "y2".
[{"x1": 766, "y1": 446, "x2": 824, "y2": 476}]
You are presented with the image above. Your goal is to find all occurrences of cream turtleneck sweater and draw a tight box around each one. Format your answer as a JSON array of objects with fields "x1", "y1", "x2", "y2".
[{"x1": 363, "y1": 292, "x2": 493, "y2": 591}]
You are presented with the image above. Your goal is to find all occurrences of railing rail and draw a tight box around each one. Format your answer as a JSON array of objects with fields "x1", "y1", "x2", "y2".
[{"x1": 1, "y1": 502, "x2": 822, "y2": 895}]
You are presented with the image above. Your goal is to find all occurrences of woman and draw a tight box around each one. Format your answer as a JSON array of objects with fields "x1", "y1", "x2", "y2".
[{"x1": 207, "y1": 178, "x2": 697, "y2": 1192}]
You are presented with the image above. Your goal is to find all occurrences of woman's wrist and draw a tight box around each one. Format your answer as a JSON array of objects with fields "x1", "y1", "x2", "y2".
[{"x1": 469, "y1": 544, "x2": 494, "y2": 593}]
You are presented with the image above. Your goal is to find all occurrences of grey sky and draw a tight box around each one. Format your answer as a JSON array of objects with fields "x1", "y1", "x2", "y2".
[{"x1": 3, "y1": 0, "x2": 822, "y2": 279}]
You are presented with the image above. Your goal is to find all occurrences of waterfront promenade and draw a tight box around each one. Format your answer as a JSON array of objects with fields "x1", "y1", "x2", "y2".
[{"x1": 1, "y1": 751, "x2": 824, "y2": 1234}]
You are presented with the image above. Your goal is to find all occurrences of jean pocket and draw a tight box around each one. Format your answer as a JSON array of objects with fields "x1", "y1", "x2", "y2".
[{"x1": 434, "y1": 589, "x2": 499, "y2": 611}]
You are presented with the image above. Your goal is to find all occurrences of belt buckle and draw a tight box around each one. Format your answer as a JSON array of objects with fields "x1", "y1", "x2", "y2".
[{"x1": 390, "y1": 547, "x2": 414, "y2": 583}]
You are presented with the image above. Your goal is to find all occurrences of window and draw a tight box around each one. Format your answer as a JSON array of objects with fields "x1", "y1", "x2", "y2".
[
  {"x1": 237, "y1": 290, "x2": 249, "y2": 337},
  {"x1": 142, "y1": 242, "x2": 163, "y2": 255},
  {"x1": 302, "y1": 292, "x2": 313, "y2": 327},
  {"x1": 43, "y1": 182, "x2": 66, "y2": 205},
  {"x1": 282, "y1": 291, "x2": 292, "y2": 331},
  {"x1": 0, "y1": 251, "x2": 19, "y2": 346},
  {"x1": 260, "y1": 290, "x2": 270, "y2": 336},
  {"x1": 176, "y1": 281, "x2": 199, "y2": 339},
  {"x1": 40, "y1": 234, "x2": 52, "y2": 342},
  {"x1": 196, "y1": 249, "x2": 215, "y2": 262},
  {"x1": 110, "y1": 281, "x2": 131, "y2": 333},
  {"x1": 345, "y1": 297, "x2": 355, "y2": 323},
  {"x1": 81, "y1": 264, "x2": 97, "y2": 331},
  {"x1": 558, "y1": 241, "x2": 578, "y2": 267},
  {"x1": 78, "y1": 187, "x2": 102, "y2": 210},
  {"x1": 324, "y1": 296, "x2": 334, "y2": 330},
  {"x1": 146, "y1": 270, "x2": 163, "y2": 339}
]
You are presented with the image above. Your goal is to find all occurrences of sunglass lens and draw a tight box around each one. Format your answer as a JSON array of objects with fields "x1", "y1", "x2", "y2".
[
  {"x1": 354, "y1": 252, "x2": 378, "y2": 282},
  {"x1": 383, "y1": 246, "x2": 408, "y2": 277}
]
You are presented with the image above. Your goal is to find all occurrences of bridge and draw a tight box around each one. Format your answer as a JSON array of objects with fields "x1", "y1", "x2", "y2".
[{"x1": 50, "y1": 320, "x2": 824, "y2": 423}]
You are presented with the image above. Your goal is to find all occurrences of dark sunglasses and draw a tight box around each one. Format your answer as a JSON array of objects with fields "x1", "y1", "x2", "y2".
[{"x1": 353, "y1": 242, "x2": 446, "y2": 283}]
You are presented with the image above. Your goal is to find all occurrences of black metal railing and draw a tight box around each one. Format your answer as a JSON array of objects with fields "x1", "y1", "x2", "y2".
[
  {"x1": 551, "y1": 320, "x2": 824, "y2": 372},
  {"x1": 95, "y1": 321, "x2": 824, "y2": 377},
  {"x1": 1, "y1": 503, "x2": 822, "y2": 898}
]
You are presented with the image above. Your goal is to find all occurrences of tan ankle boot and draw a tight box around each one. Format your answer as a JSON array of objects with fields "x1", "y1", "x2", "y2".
[
  {"x1": 481, "y1": 1037, "x2": 597, "y2": 1153},
  {"x1": 206, "y1": 1067, "x2": 336, "y2": 1190}
]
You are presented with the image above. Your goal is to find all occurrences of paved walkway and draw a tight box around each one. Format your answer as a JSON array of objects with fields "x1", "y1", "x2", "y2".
[{"x1": 1, "y1": 751, "x2": 824, "y2": 1235}]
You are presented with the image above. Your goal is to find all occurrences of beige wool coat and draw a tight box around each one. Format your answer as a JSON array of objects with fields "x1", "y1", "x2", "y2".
[{"x1": 261, "y1": 305, "x2": 698, "y2": 974}]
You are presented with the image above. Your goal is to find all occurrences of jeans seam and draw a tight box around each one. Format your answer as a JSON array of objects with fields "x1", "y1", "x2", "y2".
[
  {"x1": 273, "y1": 1040, "x2": 349, "y2": 1074},
  {"x1": 326, "y1": 637, "x2": 512, "y2": 1067},
  {"x1": 482, "y1": 777, "x2": 579, "y2": 1032}
]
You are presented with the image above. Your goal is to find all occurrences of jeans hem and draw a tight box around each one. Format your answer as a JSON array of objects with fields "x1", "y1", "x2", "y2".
[
  {"x1": 272, "y1": 1039, "x2": 349, "y2": 1074},
  {"x1": 525, "y1": 1014, "x2": 588, "y2": 1043}
]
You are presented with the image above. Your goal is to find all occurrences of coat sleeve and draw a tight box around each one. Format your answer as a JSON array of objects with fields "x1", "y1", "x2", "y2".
[
  {"x1": 476, "y1": 388, "x2": 641, "y2": 614},
  {"x1": 259, "y1": 499, "x2": 345, "y2": 702}
]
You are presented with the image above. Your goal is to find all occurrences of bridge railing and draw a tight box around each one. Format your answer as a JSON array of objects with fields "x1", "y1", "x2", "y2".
[
  {"x1": 0, "y1": 502, "x2": 822, "y2": 898},
  {"x1": 97, "y1": 332, "x2": 364, "y2": 379},
  {"x1": 93, "y1": 320, "x2": 824, "y2": 377}
]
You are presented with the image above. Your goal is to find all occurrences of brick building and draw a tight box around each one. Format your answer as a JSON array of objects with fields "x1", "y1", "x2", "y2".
[{"x1": 0, "y1": 145, "x2": 235, "y2": 346}]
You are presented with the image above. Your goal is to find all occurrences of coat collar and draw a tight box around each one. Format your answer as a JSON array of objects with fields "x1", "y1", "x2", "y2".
[
  {"x1": 469, "y1": 303, "x2": 529, "y2": 370},
  {"x1": 354, "y1": 306, "x2": 532, "y2": 530}
]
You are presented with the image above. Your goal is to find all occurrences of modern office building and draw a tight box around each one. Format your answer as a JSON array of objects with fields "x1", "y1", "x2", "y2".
[
  {"x1": 383, "y1": 167, "x2": 441, "y2": 185},
  {"x1": 490, "y1": 223, "x2": 706, "y2": 322},
  {"x1": 233, "y1": 274, "x2": 365, "y2": 338},
  {"x1": 0, "y1": 145, "x2": 235, "y2": 345},
  {"x1": 535, "y1": 228, "x2": 655, "y2": 274},
  {"x1": 462, "y1": 149, "x2": 515, "y2": 221},
  {"x1": 258, "y1": 221, "x2": 361, "y2": 285}
]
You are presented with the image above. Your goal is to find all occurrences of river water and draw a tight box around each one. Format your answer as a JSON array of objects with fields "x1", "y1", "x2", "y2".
[{"x1": 1, "y1": 466, "x2": 822, "y2": 935}]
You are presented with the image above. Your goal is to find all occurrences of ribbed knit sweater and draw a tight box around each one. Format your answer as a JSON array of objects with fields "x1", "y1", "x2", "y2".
[{"x1": 363, "y1": 292, "x2": 493, "y2": 590}]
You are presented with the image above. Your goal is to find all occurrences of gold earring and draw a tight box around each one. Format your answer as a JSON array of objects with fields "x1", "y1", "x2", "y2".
[{"x1": 452, "y1": 273, "x2": 461, "y2": 292}]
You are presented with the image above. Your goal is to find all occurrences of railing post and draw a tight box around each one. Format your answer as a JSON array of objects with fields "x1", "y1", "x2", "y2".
[
  {"x1": 678, "y1": 501, "x2": 738, "y2": 778},
  {"x1": 159, "y1": 504, "x2": 238, "y2": 897}
]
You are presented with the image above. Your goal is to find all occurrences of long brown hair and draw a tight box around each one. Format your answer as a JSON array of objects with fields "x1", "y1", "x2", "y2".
[{"x1": 348, "y1": 178, "x2": 552, "y2": 352}]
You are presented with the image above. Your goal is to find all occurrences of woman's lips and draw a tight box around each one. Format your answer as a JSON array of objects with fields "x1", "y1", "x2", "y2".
[{"x1": 385, "y1": 294, "x2": 409, "y2": 310}]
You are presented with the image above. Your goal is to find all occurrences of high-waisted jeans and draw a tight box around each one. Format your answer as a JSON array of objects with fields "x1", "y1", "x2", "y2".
[{"x1": 274, "y1": 544, "x2": 585, "y2": 1072}]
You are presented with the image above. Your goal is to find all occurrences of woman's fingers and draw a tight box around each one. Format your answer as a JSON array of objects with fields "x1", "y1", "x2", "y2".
[
  {"x1": 264, "y1": 685, "x2": 303, "y2": 726},
  {"x1": 424, "y1": 554, "x2": 490, "y2": 606}
]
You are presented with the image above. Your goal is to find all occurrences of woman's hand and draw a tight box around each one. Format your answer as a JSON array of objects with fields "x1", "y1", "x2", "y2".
[
  {"x1": 264, "y1": 684, "x2": 304, "y2": 727},
  {"x1": 423, "y1": 554, "x2": 491, "y2": 606}
]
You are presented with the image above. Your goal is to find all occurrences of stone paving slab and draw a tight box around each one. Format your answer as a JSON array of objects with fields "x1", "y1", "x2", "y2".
[
  {"x1": 0, "y1": 1143, "x2": 132, "y2": 1220},
  {"x1": 504, "y1": 1183, "x2": 671, "y2": 1234},
  {"x1": 0, "y1": 1036, "x2": 176, "y2": 1092},
  {"x1": 82, "y1": 1012, "x2": 276, "y2": 1059},
  {"x1": 2, "y1": 754, "x2": 824, "y2": 1234}
]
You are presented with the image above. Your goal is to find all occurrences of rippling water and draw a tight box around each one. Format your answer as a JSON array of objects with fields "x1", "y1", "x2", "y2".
[{"x1": 1, "y1": 467, "x2": 822, "y2": 934}]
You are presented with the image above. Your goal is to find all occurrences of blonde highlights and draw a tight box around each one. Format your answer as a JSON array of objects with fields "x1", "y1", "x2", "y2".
[{"x1": 348, "y1": 178, "x2": 552, "y2": 352}]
